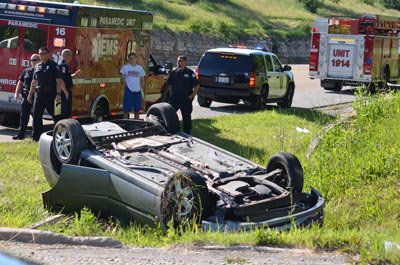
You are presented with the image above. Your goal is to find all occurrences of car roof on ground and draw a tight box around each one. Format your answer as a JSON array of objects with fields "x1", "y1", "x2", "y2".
[{"x1": 205, "y1": 47, "x2": 274, "y2": 56}]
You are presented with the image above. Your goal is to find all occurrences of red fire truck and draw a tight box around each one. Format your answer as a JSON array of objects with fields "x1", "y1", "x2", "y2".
[
  {"x1": 0, "y1": 0, "x2": 171, "y2": 125},
  {"x1": 309, "y1": 14, "x2": 400, "y2": 91}
]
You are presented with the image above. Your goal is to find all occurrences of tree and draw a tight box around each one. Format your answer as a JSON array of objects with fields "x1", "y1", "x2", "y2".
[{"x1": 298, "y1": 0, "x2": 341, "y2": 13}]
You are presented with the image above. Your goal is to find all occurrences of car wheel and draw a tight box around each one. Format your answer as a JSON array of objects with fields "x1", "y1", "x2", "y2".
[
  {"x1": 197, "y1": 96, "x2": 212, "y2": 108},
  {"x1": 252, "y1": 85, "x2": 269, "y2": 109},
  {"x1": 278, "y1": 83, "x2": 294, "y2": 108},
  {"x1": 160, "y1": 170, "x2": 210, "y2": 229},
  {"x1": 53, "y1": 118, "x2": 87, "y2": 164},
  {"x1": 146, "y1": 102, "x2": 179, "y2": 134},
  {"x1": 266, "y1": 152, "x2": 304, "y2": 193}
]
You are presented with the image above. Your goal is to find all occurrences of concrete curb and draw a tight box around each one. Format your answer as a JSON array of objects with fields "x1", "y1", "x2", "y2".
[{"x1": 0, "y1": 228, "x2": 123, "y2": 248}]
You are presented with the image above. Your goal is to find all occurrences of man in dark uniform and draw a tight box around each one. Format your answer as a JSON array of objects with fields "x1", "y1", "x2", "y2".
[
  {"x1": 12, "y1": 54, "x2": 40, "y2": 140},
  {"x1": 166, "y1": 55, "x2": 200, "y2": 134},
  {"x1": 27, "y1": 47, "x2": 67, "y2": 141},
  {"x1": 58, "y1": 49, "x2": 80, "y2": 119}
]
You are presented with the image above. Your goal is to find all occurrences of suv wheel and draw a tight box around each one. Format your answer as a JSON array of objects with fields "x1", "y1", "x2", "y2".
[
  {"x1": 197, "y1": 96, "x2": 212, "y2": 108},
  {"x1": 278, "y1": 83, "x2": 294, "y2": 108}
]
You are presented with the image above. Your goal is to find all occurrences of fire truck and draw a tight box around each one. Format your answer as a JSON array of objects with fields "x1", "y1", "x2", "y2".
[
  {"x1": 309, "y1": 14, "x2": 400, "y2": 91},
  {"x1": 0, "y1": 0, "x2": 171, "y2": 125}
]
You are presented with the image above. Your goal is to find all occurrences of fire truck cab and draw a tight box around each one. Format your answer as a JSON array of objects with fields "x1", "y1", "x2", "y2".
[
  {"x1": 0, "y1": 0, "x2": 170, "y2": 125},
  {"x1": 309, "y1": 14, "x2": 400, "y2": 92}
]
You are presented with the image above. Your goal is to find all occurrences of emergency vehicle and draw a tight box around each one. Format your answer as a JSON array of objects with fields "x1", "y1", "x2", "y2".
[
  {"x1": 309, "y1": 14, "x2": 400, "y2": 91},
  {"x1": 0, "y1": 0, "x2": 171, "y2": 125}
]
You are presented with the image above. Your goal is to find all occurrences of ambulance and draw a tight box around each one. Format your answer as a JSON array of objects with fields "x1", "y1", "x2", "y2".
[
  {"x1": 309, "y1": 14, "x2": 400, "y2": 91},
  {"x1": 0, "y1": 0, "x2": 171, "y2": 125}
]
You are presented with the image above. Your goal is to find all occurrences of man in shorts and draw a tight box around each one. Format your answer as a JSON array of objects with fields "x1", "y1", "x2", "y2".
[{"x1": 120, "y1": 52, "x2": 145, "y2": 119}]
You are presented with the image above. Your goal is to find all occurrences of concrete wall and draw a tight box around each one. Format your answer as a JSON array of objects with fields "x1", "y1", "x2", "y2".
[{"x1": 150, "y1": 29, "x2": 311, "y2": 66}]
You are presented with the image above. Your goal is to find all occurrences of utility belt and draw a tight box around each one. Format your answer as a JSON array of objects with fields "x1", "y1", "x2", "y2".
[
  {"x1": 22, "y1": 88, "x2": 30, "y2": 97},
  {"x1": 35, "y1": 86, "x2": 55, "y2": 94}
]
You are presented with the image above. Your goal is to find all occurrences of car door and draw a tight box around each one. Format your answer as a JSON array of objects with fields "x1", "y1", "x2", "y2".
[{"x1": 265, "y1": 54, "x2": 287, "y2": 98}]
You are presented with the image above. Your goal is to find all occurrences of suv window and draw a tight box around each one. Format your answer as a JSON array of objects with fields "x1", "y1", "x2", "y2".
[
  {"x1": 200, "y1": 52, "x2": 252, "y2": 72},
  {"x1": 271, "y1": 54, "x2": 283, "y2": 72},
  {"x1": 252, "y1": 54, "x2": 265, "y2": 73}
]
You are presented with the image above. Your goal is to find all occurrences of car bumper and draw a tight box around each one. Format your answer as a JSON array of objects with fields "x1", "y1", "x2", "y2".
[
  {"x1": 198, "y1": 87, "x2": 253, "y2": 98},
  {"x1": 201, "y1": 188, "x2": 324, "y2": 232}
]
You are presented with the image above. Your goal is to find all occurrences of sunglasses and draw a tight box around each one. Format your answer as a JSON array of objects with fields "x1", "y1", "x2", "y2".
[
  {"x1": 30, "y1": 59, "x2": 38, "y2": 62},
  {"x1": 39, "y1": 52, "x2": 48, "y2": 55}
]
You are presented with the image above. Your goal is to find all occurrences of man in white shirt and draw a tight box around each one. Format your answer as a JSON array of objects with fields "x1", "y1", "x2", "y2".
[{"x1": 120, "y1": 52, "x2": 145, "y2": 119}]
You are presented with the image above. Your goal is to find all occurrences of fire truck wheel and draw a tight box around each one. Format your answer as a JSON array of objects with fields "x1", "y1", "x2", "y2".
[
  {"x1": 146, "y1": 102, "x2": 179, "y2": 134},
  {"x1": 266, "y1": 152, "x2": 304, "y2": 193},
  {"x1": 52, "y1": 118, "x2": 87, "y2": 165},
  {"x1": 379, "y1": 68, "x2": 390, "y2": 91}
]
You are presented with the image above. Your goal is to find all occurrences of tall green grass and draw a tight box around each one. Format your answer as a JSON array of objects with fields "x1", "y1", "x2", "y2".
[{"x1": 1, "y1": 92, "x2": 400, "y2": 263}]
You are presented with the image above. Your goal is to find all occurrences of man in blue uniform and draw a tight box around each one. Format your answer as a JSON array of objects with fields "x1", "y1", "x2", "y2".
[
  {"x1": 166, "y1": 55, "x2": 200, "y2": 134},
  {"x1": 27, "y1": 47, "x2": 67, "y2": 141},
  {"x1": 12, "y1": 54, "x2": 40, "y2": 140},
  {"x1": 58, "y1": 49, "x2": 80, "y2": 119}
]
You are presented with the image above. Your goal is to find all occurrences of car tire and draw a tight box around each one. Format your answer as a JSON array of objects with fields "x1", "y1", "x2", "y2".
[
  {"x1": 146, "y1": 102, "x2": 179, "y2": 134},
  {"x1": 197, "y1": 96, "x2": 212, "y2": 108},
  {"x1": 278, "y1": 83, "x2": 294, "y2": 108},
  {"x1": 53, "y1": 118, "x2": 87, "y2": 165},
  {"x1": 266, "y1": 152, "x2": 304, "y2": 193},
  {"x1": 160, "y1": 170, "x2": 210, "y2": 230}
]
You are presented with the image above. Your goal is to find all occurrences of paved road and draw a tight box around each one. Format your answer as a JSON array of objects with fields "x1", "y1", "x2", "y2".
[{"x1": 0, "y1": 65, "x2": 356, "y2": 142}]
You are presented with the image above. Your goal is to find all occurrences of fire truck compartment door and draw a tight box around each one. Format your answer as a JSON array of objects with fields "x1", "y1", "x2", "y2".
[{"x1": 327, "y1": 40, "x2": 355, "y2": 78}]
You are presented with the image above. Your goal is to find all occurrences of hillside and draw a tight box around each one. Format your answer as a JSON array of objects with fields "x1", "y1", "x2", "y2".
[
  {"x1": 81, "y1": 0, "x2": 400, "y2": 40},
  {"x1": 54, "y1": 0, "x2": 400, "y2": 64}
]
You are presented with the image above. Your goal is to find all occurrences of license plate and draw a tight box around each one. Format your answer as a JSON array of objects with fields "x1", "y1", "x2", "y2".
[{"x1": 217, "y1": 77, "x2": 229, "y2": 83}]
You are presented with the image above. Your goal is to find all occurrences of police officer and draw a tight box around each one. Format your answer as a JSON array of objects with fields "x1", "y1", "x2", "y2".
[
  {"x1": 12, "y1": 54, "x2": 40, "y2": 140},
  {"x1": 58, "y1": 49, "x2": 80, "y2": 119},
  {"x1": 27, "y1": 47, "x2": 68, "y2": 141},
  {"x1": 166, "y1": 55, "x2": 200, "y2": 134}
]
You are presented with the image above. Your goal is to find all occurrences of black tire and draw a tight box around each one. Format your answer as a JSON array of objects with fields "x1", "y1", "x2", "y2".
[
  {"x1": 160, "y1": 170, "x2": 210, "y2": 230},
  {"x1": 379, "y1": 68, "x2": 390, "y2": 91},
  {"x1": 278, "y1": 83, "x2": 294, "y2": 108},
  {"x1": 93, "y1": 104, "x2": 105, "y2": 122},
  {"x1": 266, "y1": 152, "x2": 304, "y2": 193},
  {"x1": 52, "y1": 118, "x2": 87, "y2": 164},
  {"x1": 146, "y1": 102, "x2": 179, "y2": 134},
  {"x1": 197, "y1": 96, "x2": 212, "y2": 107}
]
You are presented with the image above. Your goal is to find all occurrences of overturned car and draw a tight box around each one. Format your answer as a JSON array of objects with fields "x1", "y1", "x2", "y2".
[{"x1": 39, "y1": 103, "x2": 324, "y2": 232}]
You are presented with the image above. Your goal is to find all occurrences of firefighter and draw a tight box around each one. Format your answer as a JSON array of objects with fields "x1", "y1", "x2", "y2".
[
  {"x1": 27, "y1": 47, "x2": 67, "y2": 141},
  {"x1": 166, "y1": 55, "x2": 200, "y2": 134},
  {"x1": 58, "y1": 49, "x2": 80, "y2": 119},
  {"x1": 12, "y1": 54, "x2": 40, "y2": 140}
]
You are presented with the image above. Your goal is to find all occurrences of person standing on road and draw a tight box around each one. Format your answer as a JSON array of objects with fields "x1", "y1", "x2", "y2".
[
  {"x1": 166, "y1": 55, "x2": 200, "y2": 134},
  {"x1": 27, "y1": 47, "x2": 67, "y2": 141},
  {"x1": 12, "y1": 54, "x2": 40, "y2": 140},
  {"x1": 58, "y1": 48, "x2": 80, "y2": 119},
  {"x1": 120, "y1": 52, "x2": 145, "y2": 120}
]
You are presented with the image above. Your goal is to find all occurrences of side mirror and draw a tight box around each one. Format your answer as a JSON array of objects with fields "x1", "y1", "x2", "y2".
[
  {"x1": 283, "y1": 65, "x2": 291, "y2": 71},
  {"x1": 164, "y1": 61, "x2": 173, "y2": 70}
]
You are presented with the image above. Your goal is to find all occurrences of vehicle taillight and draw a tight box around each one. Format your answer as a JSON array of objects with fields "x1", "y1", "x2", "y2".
[
  {"x1": 363, "y1": 36, "x2": 374, "y2": 75},
  {"x1": 309, "y1": 33, "x2": 320, "y2": 72},
  {"x1": 195, "y1": 66, "x2": 199, "y2": 79},
  {"x1": 249, "y1": 72, "x2": 255, "y2": 88}
]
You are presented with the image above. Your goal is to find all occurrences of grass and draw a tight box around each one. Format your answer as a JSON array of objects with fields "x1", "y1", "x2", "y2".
[
  {"x1": 2, "y1": 91, "x2": 400, "y2": 263},
  {"x1": 59, "y1": 0, "x2": 400, "y2": 40}
]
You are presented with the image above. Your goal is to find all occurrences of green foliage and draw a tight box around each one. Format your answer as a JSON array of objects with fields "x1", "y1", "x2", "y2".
[{"x1": 298, "y1": 0, "x2": 341, "y2": 13}]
